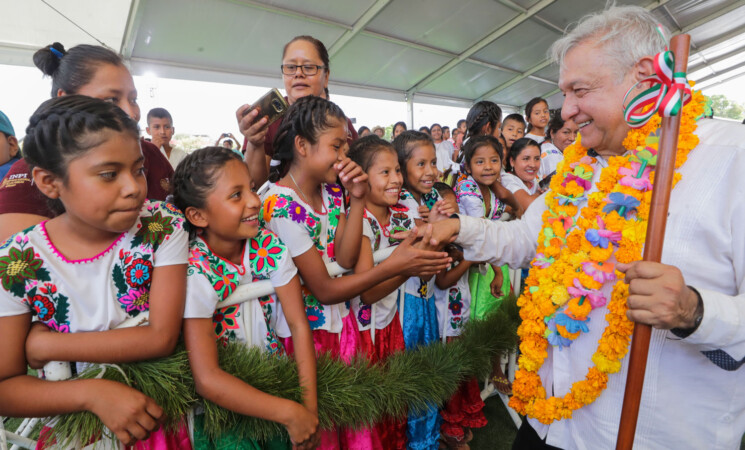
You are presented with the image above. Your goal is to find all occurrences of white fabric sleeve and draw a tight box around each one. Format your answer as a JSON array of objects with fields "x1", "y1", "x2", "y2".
[
  {"x1": 265, "y1": 217, "x2": 315, "y2": 258},
  {"x1": 399, "y1": 196, "x2": 421, "y2": 219},
  {"x1": 457, "y1": 194, "x2": 484, "y2": 219},
  {"x1": 268, "y1": 247, "x2": 298, "y2": 288},
  {"x1": 500, "y1": 173, "x2": 528, "y2": 195},
  {"x1": 183, "y1": 271, "x2": 220, "y2": 319},
  {"x1": 454, "y1": 194, "x2": 547, "y2": 269},
  {"x1": 0, "y1": 290, "x2": 29, "y2": 318},
  {"x1": 152, "y1": 210, "x2": 189, "y2": 267}
]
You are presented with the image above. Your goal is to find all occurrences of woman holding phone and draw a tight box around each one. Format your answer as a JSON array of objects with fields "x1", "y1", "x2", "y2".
[{"x1": 237, "y1": 35, "x2": 358, "y2": 186}]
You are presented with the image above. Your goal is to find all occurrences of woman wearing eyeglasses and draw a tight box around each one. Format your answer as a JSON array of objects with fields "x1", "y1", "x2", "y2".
[{"x1": 237, "y1": 35, "x2": 358, "y2": 186}]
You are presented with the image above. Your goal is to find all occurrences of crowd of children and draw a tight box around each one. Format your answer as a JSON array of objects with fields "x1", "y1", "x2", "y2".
[{"x1": 0, "y1": 35, "x2": 574, "y2": 450}]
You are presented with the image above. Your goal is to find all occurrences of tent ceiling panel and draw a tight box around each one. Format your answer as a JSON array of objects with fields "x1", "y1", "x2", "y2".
[
  {"x1": 258, "y1": 0, "x2": 376, "y2": 26},
  {"x1": 0, "y1": 0, "x2": 131, "y2": 51},
  {"x1": 485, "y1": 76, "x2": 555, "y2": 106},
  {"x1": 685, "y1": 5, "x2": 745, "y2": 46},
  {"x1": 365, "y1": 0, "x2": 517, "y2": 54},
  {"x1": 665, "y1": 0, "x2": 736, "y2": 29},
  {"x1": 533, "y1": 64, "x2": 560, "y2": 83},
  {"x1": 535, "y1": 0, "x2": 649, "y2": 31},
  {"x1": 131, "y1": 0, "x2": 345, "y2": 74},
  {"x1": 473, "y1": 20, "x2": 561, "y2": 72},
  {"x1": 417, "y1": 61, "x2": 517, "y2": 99},
  {"x1": 330, "y1": 33, "x2": 452, "y2": 91}
]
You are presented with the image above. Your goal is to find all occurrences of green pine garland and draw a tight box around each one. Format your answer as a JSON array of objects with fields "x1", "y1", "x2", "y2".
[{"x1": 44, "y1": 299, "x2": 518, "y2": 445}]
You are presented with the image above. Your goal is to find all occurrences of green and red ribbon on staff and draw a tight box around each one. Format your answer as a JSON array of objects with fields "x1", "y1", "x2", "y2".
[{"x1": 623, "y1": 26, "x2": 692, "y2": 129}]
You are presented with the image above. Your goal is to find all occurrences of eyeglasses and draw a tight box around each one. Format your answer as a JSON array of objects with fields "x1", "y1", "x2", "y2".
[{"x1": 281, "y1": 64, "x2": 326, "y2": 76}]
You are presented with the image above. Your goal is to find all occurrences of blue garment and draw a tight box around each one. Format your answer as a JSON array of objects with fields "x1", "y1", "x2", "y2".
[
  {"x1": 0, "y1": 155, "x2": 19, "y2": 181},
  {"x1": 401, "y1": 290, "x2": 441, "y2": 449}
]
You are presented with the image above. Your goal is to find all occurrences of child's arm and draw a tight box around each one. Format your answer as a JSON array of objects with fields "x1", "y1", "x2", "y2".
[
  {"x1": 511, "y1": 189, "x2": 542, "y2": 212},
  {"x1": 184, "y1": 317, "x2": 318, "y2": 446},
  {"x1": 275, "y1": 276, "x2": 318, "y2": 417},
  {"x1": 490, "y1": 264, "x2": 505, "y2": 298},
  {"x1": 26, "y1": 264, "x2": 187, "y2": 368},
  {"x1": 435, "y1": 260, "x2": 473, "y2": 290},
  {"x1": 294, "y1": 228, "x2": 451, "y2": 305},
  {"x1": 355, "y1": 236, "x2": 407, "y2": 305},
  {"x1": 0, "y1": 314, "x2": 163, "y2": 446},
  {"x1": 333, "y1": 158, "x2": 368, "y2": 269},
  {"x1": 491, "y1": 181, "x2": 524, "y2": 218}
]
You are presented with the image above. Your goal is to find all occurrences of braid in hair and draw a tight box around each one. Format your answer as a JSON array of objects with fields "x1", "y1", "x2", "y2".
[
  {"x1": 23, "y1": 95, "x2": 139, "y2": 214},
  {"x1": 464, "y1": 101, "x2": 502, "y2": 142},
  {"x1": 270, "y1": 95, "x2": 346, "y2": 182}
]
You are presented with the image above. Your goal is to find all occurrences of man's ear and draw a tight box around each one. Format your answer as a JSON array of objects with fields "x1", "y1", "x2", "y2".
[
  {"x1": 31, "y1": 166, "x2": 63, "y2": 199},
  {"x1": 633, "y1": 55, "x2": 656, "y2": 85},
  {"x1": 7, "y1": 136, "x2": 19, "y2": 158},
  {"x1": 184, "y1": 206, "x2": 208, "y2": 229},
  {"x1": 294, "y1": 135, "x2": 308, "y2": 157}
]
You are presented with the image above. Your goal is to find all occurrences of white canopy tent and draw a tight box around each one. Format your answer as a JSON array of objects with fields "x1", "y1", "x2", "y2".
[{"x1": 2, "y1": 0, "x2": 745, "y2": 125}]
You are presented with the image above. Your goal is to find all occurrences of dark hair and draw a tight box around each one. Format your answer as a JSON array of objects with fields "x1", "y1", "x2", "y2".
[
  {"x1": 283, "y1": 36, "x2": 330, "y2": 99},
  {"x1": 505, "y1": 137, "x2": 540, "y2": 172},
  {"x1": 393, "y1": 121, "x2": 407, "y2": 133},
  {"x1": 270, "y1": 95, "x2": 347, "y2": 182},
  {"x1": 348, "y1": 135, "x2": 396, "y2": 172},
  {"x1": 502, "y1": 113, "x2": 526, "y2": 129},
  {"x1": 392, "y1": 130, "x2": 433, "y2": 182},
  {"x1": 172, "y1": 146, "x2": 242, "y2": 212},
  {"x1": 23, "y1": 95, "x2": 139, "y2": 213},
  {"x1": 433, "y1": 181, "x2": 454, "y2": 199},
  {"x1": 461, "y1": 135, "x2": 502, "y2": 170},
  {"x1": 547, "y1": 112, "x2": 565, "y2": 140},
  {"x1": 418, "y1": 126, "x2": 430, "y2": 135},
  {"x1": 147, "y1": 107, "x2": 173, "y2": 124},
  {"x1": 465, "y1": 101, "x2": 502, "y2": 141},
  {"x1": 430, "y1": 123, "x2": 442, "y2": 132},
  {"x1": 525, "y1": 97, "x2": 548, "y2": 133},
  {"x1": 442, "y1": 126, "x2": 450, "y2": 132},
  {"x1": 357, "y1": 126, "x2": 370, "y2": 135},
  {"x1": 457, "y1": 119, "x2": 466, "y2": 128},
  {"x1": 33, "y1": 43, "x2": 123, "y2": 98}
]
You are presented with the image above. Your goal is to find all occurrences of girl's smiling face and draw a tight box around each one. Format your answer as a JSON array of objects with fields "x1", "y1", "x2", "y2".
[
  {"x1": 404, "y1": 143, "x2": 437, "y2": 196},
  {"x1": 304, "y1": 118, "x2": 348, "y2": 184},
  {"x1": 510, "y1": 144, "x2": 541, "y2": 184},
  {"x1": 366, "y1": 149, "x2": 402, "y2": 207},
  {"x1": 529, "y1": 101, "x2": 549, "y2": 133},
  {"x1": 467, "y1": 144, "x2": 501, "y2": 187}
]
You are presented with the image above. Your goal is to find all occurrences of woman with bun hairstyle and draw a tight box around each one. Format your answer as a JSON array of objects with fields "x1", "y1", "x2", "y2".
[
  {"x1": 0, "y1": 42, "x2": 174, "y2": 241},
  {"x1": 237, "y1": 36, "x2": 358, "y2": 187}
]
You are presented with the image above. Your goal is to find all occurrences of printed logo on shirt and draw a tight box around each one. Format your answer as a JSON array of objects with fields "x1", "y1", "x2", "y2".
[{"x1": 0, "y1": 173, "x2": 32, "y2": 189}]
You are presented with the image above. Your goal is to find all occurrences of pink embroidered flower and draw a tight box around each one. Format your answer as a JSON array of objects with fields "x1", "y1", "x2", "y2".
[
  {"x1": 567, "y1": 279, "x2": 607, "y2": 308},
  {"x1": 118, "y1": 287, "x2": 150, "y2": 313},
  {"x1": 47, "y1": 319, "x2": 70, "y2": 333},
  {"x1": 189, "y1": 248, "x2": 210, "y2": 273}
]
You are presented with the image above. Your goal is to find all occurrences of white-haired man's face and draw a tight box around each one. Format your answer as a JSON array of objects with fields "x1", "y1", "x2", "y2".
[{"x1": 558, "y1": 41, "x2": 649, "y2": 156}]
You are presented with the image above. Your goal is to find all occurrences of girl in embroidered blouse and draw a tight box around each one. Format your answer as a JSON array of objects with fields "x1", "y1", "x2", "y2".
[
  {"x1": 261, "y1": 97, "x2": 450, "y2": 449},
  {"x1": 0, "y1": 96, "x2": 188, "y2": 447},
  {"x1": 523, "y1": 97, "x2": 550, "y2": 144},
  {"x1": 172, "y1": 147, "x2": 319, "y2": 449}
]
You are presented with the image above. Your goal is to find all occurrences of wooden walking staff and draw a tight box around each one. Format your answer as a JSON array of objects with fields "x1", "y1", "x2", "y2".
[{"x1": 615, "y1": 33, "x2": 691, "y2": 450}]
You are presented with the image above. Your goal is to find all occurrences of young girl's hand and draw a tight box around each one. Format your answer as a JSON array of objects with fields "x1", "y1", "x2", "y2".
[
  {"x1": 490, "y1": 269, "x2": 505, "y2": 298},
  {"x1": 418, "y1": 205, "x2": 430, "y2": 222},
  {"x1": 387, "y1": 226, "x2": 451, "y2": 277},
  {"x1": 88, "y1": 379, "x2": 164, "y2": 445},
  {"x1": 427, "y1": 200, "x2": 453, "y2": 224},
  {"x1": 285, "y1": 402, "x2": 319, "y2": 448},
  {"x1": 236, "y1": 105, "x2": 270, "y2": 149},
  {"x1": 335, "y1": 158, "x2": 368, "y2": 200}
]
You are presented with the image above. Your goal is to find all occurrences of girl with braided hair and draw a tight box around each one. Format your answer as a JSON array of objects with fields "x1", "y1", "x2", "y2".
[
  {"x1": 0, "y1": 95, "x2": 189, "y2": 448},
  {"x1": 262, "y1": 96, "x2": 450, "y2": 449},
  {"x1": 172, "y1": 147, "x2": 319, "y2": 449}
]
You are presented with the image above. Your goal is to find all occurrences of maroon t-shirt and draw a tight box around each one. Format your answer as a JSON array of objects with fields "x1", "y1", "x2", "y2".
[{"x1": 0, "y1": 138, "x2": 174, "y2": 217}]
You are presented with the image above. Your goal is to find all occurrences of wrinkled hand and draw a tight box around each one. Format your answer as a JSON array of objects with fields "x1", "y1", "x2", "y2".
[
  {"x1": 617, "y1": 261, "x2": 700, "y2": 330},
  {"x1": 387, "y1": 226, "x2": 451, "y2": 277},
  {"x1": 88, "y1": 380, "x2": 163, "y2": 446},
  {"x1": 25, "y1": 321, "x2": 53, "y2": 369},
  {"x1": 286, "y1": 403, "x2": 319, "y2": 449},
  {"x1": 335, "y1": 158, "x2": 368, "y2": 200},
  {"x1": 236, "y1": 104, "x2": 270, "y2": 149}
]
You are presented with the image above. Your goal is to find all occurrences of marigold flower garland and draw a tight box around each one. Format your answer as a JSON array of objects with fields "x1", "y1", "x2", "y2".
[{"x1": 509, "y1": 90, "x2": 705, "y2": 424}]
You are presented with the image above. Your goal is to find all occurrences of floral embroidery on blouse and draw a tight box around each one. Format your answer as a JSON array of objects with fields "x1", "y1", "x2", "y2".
[
  {"x1": 113, "y1": 249, "x2": 156, "y2": 316},
  {"x1": 213, "y1": 305, "x2": 241, "y2": 344},
  {"x1": 132, "y1": 202, "x2": 184, "y2": 248},
  {"x1": 447, "y1": 287, "x2": 464, "y2": 331},
  {"x1": 455, "y1": 176, "x2": 506, "y2": 221},
  {"x1": 262, "y1": 184, "x2": 344, "y2": 330}
]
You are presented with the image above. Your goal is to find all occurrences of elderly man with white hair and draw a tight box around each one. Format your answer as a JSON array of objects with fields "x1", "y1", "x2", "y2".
[{"x1": 428, "y1": 5, "x2": 745, "y2": 450}]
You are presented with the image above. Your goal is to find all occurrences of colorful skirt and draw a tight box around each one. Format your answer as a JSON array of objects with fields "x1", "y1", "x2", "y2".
[
  {"x1": 400, "y1": 292, "x2": 441, "y2": 450},
  {"x1": 192, "y1": 412, "x2": 289, "y2": 450},
  {"x1": 469, "y1": 264, "x2": 510, "y2": 321}
]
